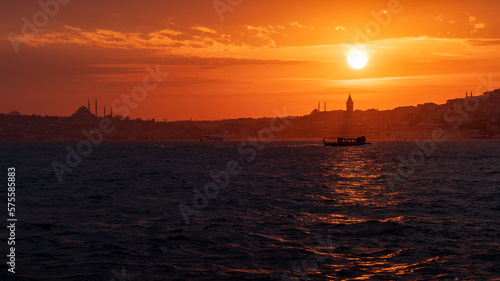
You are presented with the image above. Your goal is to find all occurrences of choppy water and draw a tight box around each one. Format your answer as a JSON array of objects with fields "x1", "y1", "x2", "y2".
[{"x1": 0, "y1": 140, "x2": 499, "y2": 280}]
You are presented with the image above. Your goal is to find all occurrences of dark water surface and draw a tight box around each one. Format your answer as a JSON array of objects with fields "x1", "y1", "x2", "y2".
[{"x1": 0, "y1": 140, "x2": 499, "y2": 280}]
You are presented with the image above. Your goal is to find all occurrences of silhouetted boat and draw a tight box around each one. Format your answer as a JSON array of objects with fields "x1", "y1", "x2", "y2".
[
  {"x1": 200, "y1": 135, "x2": 224, "y2": 142},
  {"x1": 323, "y1": 136, "x2": 372, "y2": 146}
]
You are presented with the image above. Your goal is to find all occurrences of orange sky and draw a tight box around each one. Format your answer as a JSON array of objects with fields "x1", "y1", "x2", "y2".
[{"x1": 1, "y1": 0, "x2": 500, "y2": 120}]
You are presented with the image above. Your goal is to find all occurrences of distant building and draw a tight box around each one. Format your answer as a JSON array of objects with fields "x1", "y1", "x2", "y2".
[
  {"x1": 70, "y1": 106, "x2": 98, "y2": 125},
  {"x1": 346, "y1": 94, "x2": 353, "y2": 114}
]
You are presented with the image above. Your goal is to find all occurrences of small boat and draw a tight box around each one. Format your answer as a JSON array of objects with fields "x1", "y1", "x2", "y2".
[
  {"x1": 323, "y1": 136, "x2": 372, "y2": 146},
  {"x1": 200, "y1": 135, "x2": 224, "y2": 142}
]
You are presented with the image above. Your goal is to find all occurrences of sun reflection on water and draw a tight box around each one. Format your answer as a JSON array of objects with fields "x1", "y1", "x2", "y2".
[{"x1": 289, "y1": 146, "x2": 424, "y2": 280}]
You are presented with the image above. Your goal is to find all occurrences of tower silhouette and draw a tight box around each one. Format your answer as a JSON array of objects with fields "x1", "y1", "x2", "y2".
[{"x1": 347, "y1": 93, "x2": 353, "y2": 115}]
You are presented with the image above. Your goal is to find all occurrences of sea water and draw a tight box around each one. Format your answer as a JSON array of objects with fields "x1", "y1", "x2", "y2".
[{"x1": 0, "y1": 140, "x2": 499, "y2": 280}]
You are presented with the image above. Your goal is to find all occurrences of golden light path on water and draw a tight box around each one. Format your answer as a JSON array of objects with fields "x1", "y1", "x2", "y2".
[{"x1": 291, "y1": 146, "x2": 442, "y2": 280}]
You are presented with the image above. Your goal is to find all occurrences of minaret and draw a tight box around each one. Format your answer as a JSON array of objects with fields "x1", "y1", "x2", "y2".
[
  {"x1": 466, "y1": 92, "x2": 468, "y2": 98},
  {"x1": 347, "y1": 93, "x2": 353, "y2": 115},
  {"x1": 95, "y1": 99, "x2": 97, "y2": 117}
]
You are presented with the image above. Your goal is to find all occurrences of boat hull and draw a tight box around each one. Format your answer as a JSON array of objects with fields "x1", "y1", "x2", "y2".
[
  {"x1": 200, "y1": 136, "x2": 224, "y2": 142},
  {"x1": 323, "y1": 136, "x2": 372, "y2": 147},
  {"x1": 324, "y1": 142, "x2": 373, "y2": 147}
]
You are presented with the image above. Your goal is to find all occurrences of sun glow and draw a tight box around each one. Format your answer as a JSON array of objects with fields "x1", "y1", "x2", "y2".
[{"x1": 348, "y1": 51, "x2": 368, "y2": 69}]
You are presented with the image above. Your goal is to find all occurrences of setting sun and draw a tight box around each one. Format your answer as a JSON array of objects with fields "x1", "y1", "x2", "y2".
[{"x1": 348, "y1": 51, "x2": 368, "y2": 69}]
